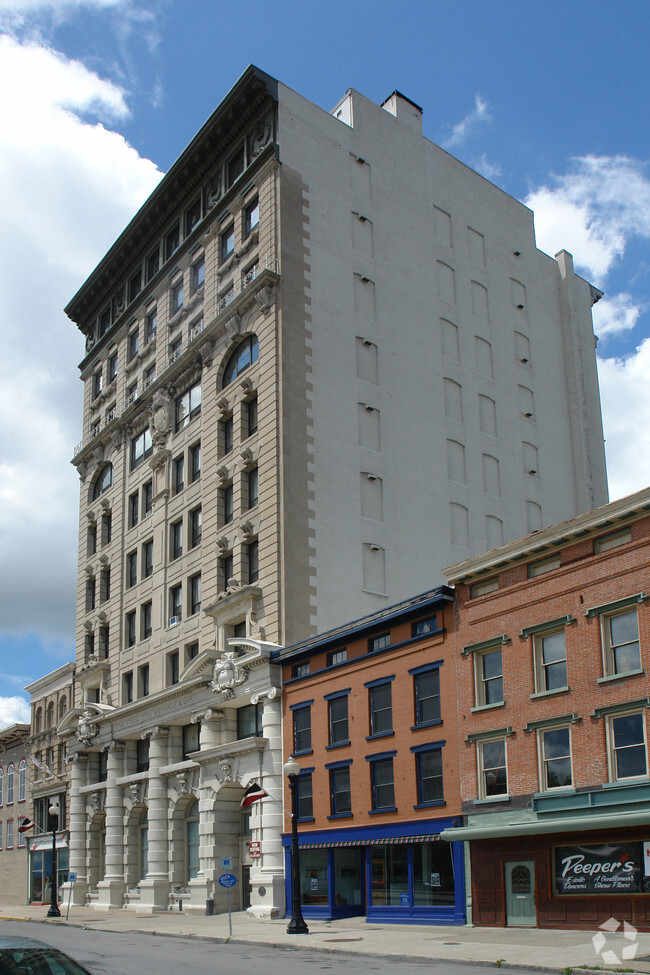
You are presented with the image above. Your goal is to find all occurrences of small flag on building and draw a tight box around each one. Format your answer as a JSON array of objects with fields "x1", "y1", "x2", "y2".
[
  {"x1": 240, "y1": 783, "x2": 268, "y2": 808},
  {"x1": 18, "y1": 817, "x2": 35, "y2": 833}
]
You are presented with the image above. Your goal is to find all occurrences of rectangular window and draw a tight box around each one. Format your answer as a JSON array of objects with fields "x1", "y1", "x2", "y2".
[
  {"x1": 245, "y1": 198, "x2": 260, "y2": 236},
  {"x1": 603, "y1": 608, "x2": 641, "y2": 675},
  {"x1": 220, "y1": 552, "x2": 233, "y2": 590},
  {"x1": 186, "y1": 641, "x2": 199, "y2": 662},
  {"x1": 221, "y1": 225, "x2": 235, "y2": 262},
  {"x1": 171, "y1": 278, "x2": 184, "y2": 314},
  {"x1": 165, "y1": 223, "x2": 180, "y2": 260},
  {"x1": 142, "y1": 479, "x2": 153, "y2": 517},
  {"x1": 292, "y1": 661, "x2": 309, "y2": 679},
  {"x1": 171, "y1": 519, "x2": 183, "y2": 560},
  {"x1": 190, "y1": 507, "x2": 202, "y2": 548},
  {"x1": 369, "y1": 632, "x2": 391, "y2": 652},
  {"x1": 190, "y1": 442, "x2": 201, "y2": 482},
  {"x1": 168, "y1": 650, "x2": 180, "y2": 686},
  {"x1": 414, "y1": 668, "x2": 441, "y2": 725},
  {"x1": 101, "y1": 512, "x2": 112, "y2": 545},
  {"x1": 596, "y1": 529, "x2": 632, "y2": 553},
  {"x1": 182, "y1": 723, "x2": 200, "y2": 758},
  {"x1": 87, "y1": 524, "x2": 97, "y2": 556},
  {"x1": 128, "y1": 329, "x2": 139, "y2": 362},
  {"x1": 98, "y1": 624, "x2": 109, "y2": 658},
  {"x1": 93, "y1": 370, "x2": 103, "y2": 398},
  {"x1": 297, "y1": 772, "x2": 313, "y2": 820},
  {"x1": 125, "y1": 610, "x2": 136, "y2": 648},
  {"x1": 127, "y1": 551, "x2": 137, "y2": 588},
  {"x1": 86, "y1": 576, "x2": 96, "y2": 611},
  {"x1": 534, "y1": 629, "x2": 567, "y2": 692},
  {"x1": 247, "y1": 539, "x2": 259, "y2": 583},
  {"x1": 170, "y1": 584, "x2": 182, "y2": 623},
  {"x1": 222, "y1": 415, "x2": 233, "y2": 454},
  {"x1": 169, "y1": 336, "x2": 182, "y2": 364},
  {"x1": 130, "y1": 428, "x2": 152, "y2": 470},
  {"x1": 189, "y1": 573, "x2": 202, "y2": 615},
  {"x1": 98, "y1": 307, "x2": 111, "y2": 337},
  {"x1": 146, "y1": 247, "x2": 160, "y2": 281},
  {"x1": 416, "y1": 748, "x2": 444, "y2": 804},
  {"x1": 100, "y1": 567, "x2": 111, "y2": 602},
  {"x1": 247, "y1": 467, "x2": 259, "y2": 508},
  {"x1": 293, "y1": 705, "x2": 311, "y2": 754},
  {"x1": 412, "y1": 616, "x2": 438, "y2": 637},
  {"x1": 6, "y1": 820, "x2": 13, "y2": 849},
  {"x1": 370, "y1": 756, "x2": 395, "y2": 811},
  {"x1": 129, "y1": 269, "x2": 142, "y2": 303},
  {"x1": 136, "y1": 738, "x2": 149, "y2": 772},
  {"x1": 128, "y1": 491, "x2": 139, "y2": 528},
  {"x1": 227, "y1": 146, "x2": 244, "y2": 186},
  {"x1": 223, "y1": 483, "x2": 234, "y2": 524},
  {"x1": 247, "y1": 396, "x2": 258, "y2": 437},
  {"x1": 141, "y1": 602, "x2": 152, "y2": 640},
  {"x1": 475, "y1": 647, "x2": 503, "y2": 706},
  {"x1": 540, "y1": 726, "x2": 572, "y2": 790},
  {"x1": 175, "y1": 381, "x2": 202, "y2": 430},
  {"x1": 237, "y1": 703, "x2": 263, "y2": 739},
  {"x1": 369, "y1": 682, "x2": 393, "y2": 736},
  {"x1": 327, "y1": 649, "x2": 347, "y2": 667},
  {"x1": 173, "y1": 454, "x2": 185, "y2": 494},
  {"x1": 138, "y1": 663, "x2": 150, "y2": 697},
  {"x1": 478, "y1": 738, "x2": 508, "y2": 798},
  {"x1": 142, "y1": 539, "x2": 154, "y2": 578},
  {"x1": 528, "y1": 555, "x2": 561, "y2": 578},
  {"x1": 145, "y1": 310, "x2": 157, "y2": 343},
  {"x1": 185, "y1": 198, "x2": 201, "y2": 236},
  {"x1": 108, "y1": 351, "x2": 118, "y2": 381},
  {"x1": 609, "y1": 712, "x2": 647, "y2": 780},
  {"x1": 329, "y1": 766, "x2": 352, "y2": 816},
  {"x1": 191, "y1": 256, "x2": 205, "y2": 292},
  {"x1": 470, "y1": 577, "x2": 498, "y2": 597},
  {"x1": 329, "y1": 695, "x2": 349, "y2": 745}
]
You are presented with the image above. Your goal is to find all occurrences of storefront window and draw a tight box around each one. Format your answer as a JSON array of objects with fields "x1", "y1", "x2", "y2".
[
  {"x1": 412, "y1": 842, "x2": 455, "y2": 906},
  {"x1": 301, "y1": 848, "x2": 329, "y2": 905},
  {"x1": 333, "y1": 848, "x2": 362, "y2": 907},
  {"x1": 370, "y1": 845, "x2": 408, "y2": 906},
  {"x1": 30, "y1": 847, "x2": 69, "y2": 903}
]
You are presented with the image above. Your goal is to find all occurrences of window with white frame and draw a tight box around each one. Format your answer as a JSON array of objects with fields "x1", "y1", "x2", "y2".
[
  {"x1": 539, "y1": 726, "x2": 572, "y2": 790},
  {"x1": 534, "y1": 628, "x2": 568, "y2": 693},
  {"x1": 0, "y1": 766, "x2": 3, "y2": 804},
  {"x1": 6, "y1": 819, "x2": 13, "y2": 849},
  {"x1": 474, "y1": 647, "x2": 503, "y2": 707},
  {"x1": 175, "y1": 381, "x2": 202, "y2": 430},
  {"x1": 608, "y1": 711, "x2": 647, "y2": 781},
  {"x1": 477, "y1": 737, "x2": 507, "y2": 798},
  {"x1": 7, "y1": 763, "x2": 14, "y2": 803},
  {"x1": 602, "y1": 607, "x2": 641, "y2": 676},
  {"x1": 18, "y1": 759, "x2": 26, "y2": 801}
]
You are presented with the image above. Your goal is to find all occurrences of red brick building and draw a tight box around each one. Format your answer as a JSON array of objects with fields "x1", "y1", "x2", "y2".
[
  {"x1": 442, "y1": 486, "x2": 650, "y2": 929},
  {"x1": 278, "y1": 587, "x2": 466, "y2": 924}
]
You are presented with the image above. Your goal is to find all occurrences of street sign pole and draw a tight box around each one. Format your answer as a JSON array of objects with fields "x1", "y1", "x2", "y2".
[
  {"x1": 65, "y1": 873, "x2": 77, "y2": 921},
  {"x1": 218, "y1": 872, "x2": 237, "y2": 937}
]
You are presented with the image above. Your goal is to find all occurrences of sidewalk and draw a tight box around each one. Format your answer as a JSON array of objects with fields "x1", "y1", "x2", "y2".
[{"x1": 2, "y1": 902, "x2": 650, "y2": 973}]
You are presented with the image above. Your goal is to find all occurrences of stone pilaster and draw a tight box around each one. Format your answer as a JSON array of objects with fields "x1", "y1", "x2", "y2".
[
  {"x1": 95, "y1": 742, "x2": 125, "y2": 910},
  {"x1": 248, "y1": 689, "x2": 285, "y2": 918},
  {"x1": 138, "y1": 726, "x2": 170, "y2": 912},
  {"x1": 66, "y1": 753, "x2": 89, "y2": 906}
]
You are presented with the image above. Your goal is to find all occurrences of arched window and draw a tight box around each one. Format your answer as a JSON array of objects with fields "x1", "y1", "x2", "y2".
[
  {"x1": 7, "y1": 764, "x2": 14, "y2": 804},
  {"x1": 46, "y1": 702, "x2": 55, "y2": 727},
  {"x1": 138, "y1": 809, "x2": 148, "y2": 881},
  {"x1": 92, "y1": 463, "x2": 113, "y2": 500},
  {"x1": 0, "y1": 767, "x2": 3, "y2": 805},
  {"x1": 222, "y1": 335, "x2": 258, "y2": 388},
  {"x1": 18, "y1": 760, "x2": 26, "y2": 802},
  {"x1": 58, "y1": 697, "x2": 67, "y2": 721},
  {"x1": 35, "y1": 707, "x2": 42, "y2": 733},
  {"x1": 185, "y1": 799, "x2": 200, "y2": 882}
]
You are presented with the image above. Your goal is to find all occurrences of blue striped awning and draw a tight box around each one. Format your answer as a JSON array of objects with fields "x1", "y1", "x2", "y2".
[{"x1": 299, "y1": 834, "x2": 439, "y2": 850}]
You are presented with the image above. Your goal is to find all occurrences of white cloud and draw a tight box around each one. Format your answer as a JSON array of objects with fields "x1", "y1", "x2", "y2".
[
  {"x1": 474, "y1": 153, "x2": 502, "y2": 182},
  {"x1": 0, "y1": 0, "x2": 122, "y2": 10},
  {"x1": 442, "y1": 94, "x2": 491, "y2": 149},
  {"x1": 598, "y1": 340, "x2": 650, "y2": 500},
  {"x1": 0, "y1": 36, "x2": 162, "y2": 644},
  {"x1": 526, "y1": 155, "x2": 650, "y2": 284},
  {"x1": 0, "y1": 696, "x2": 31, "y2": 727},
  {"x1": 593, "y1": 293, "x2": 643, "y2": 339}
]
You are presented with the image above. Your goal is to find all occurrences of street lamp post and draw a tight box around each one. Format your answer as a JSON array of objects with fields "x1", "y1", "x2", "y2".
[
  {"x1": 46, "y1": 801, "x2": 61, "y2": 918},
  {"x1": 283, "y1": 758, "x2": 309, "y2": 934}
]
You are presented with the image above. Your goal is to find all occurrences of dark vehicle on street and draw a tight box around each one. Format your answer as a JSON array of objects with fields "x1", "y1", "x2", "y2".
[{"x1": 0, "y1": 936, "x2": 95, "y2": 974}]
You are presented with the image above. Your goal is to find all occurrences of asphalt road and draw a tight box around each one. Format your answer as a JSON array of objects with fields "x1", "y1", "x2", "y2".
[{"x1": 0, "y1": 919, "x2": 531, "y2": 975}]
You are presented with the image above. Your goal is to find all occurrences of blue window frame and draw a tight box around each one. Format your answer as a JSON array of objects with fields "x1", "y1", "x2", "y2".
[
  {"x1": 327, "y1": 762, "x2": 352, "y2": 817},
  {"x1": 367, "y1": 752, "x2": 396, "y2": 812},
  {"x1": 366, "y1": 677, "x2": 394, "y2": 738},
  {"x1": 291, "y1": 702, "x2": 312, "y2": 754},
  {"x1": 411, "y1": 741, "x2": 445, "y2": 806},
  {"x1": 410, "y1": 662, "x2": 442, "y2": 728},
  {"x1": 297, "y1": 770, "x2": 314, "y2": 821},
  {"x1": 325, "y1": 689, "x2": 350, "y2": 747}
]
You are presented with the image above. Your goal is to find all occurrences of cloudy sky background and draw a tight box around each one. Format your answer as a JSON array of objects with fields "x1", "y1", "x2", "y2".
[{"x1": 2, "y1": 0, "x2": 650, "y2": 723}]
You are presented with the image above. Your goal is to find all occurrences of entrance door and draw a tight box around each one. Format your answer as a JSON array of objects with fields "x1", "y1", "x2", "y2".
[
  {"x1": 242, "y1": 865, "x2": 252, "y2": 910},
  {"x1": 505, "y1": 861, "x2": 536, "y2": 926}
]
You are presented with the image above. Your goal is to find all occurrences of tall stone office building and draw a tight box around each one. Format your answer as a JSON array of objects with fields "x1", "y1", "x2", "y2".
[{"x1": 61, "y1": 66, "x2": 608, "y2": 915}]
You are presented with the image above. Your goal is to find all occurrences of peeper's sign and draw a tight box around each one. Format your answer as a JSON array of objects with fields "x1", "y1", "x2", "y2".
[{"x1": 554, "y1": 844, "x2": 643, "y2": 895}]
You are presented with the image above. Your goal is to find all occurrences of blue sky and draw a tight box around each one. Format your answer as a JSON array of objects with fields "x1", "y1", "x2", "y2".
[{"x1": 2, "y1": 0, "x2": 650, "y2": 723}]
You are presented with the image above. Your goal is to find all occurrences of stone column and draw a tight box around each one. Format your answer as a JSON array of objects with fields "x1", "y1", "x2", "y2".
[
  {"x1": 248, "y1": 689, "x2": 285, "y2": 918},
  {"x1": 195, "y1": 707, "x2": 224, "y2": 749},
  {"x1": 66, "y1": 753, "x2": 88, "y2": 906},
  {"x1": 138, "y1": 726, "x2": 170, "y2": 912},
  {"x1": 95, "y1": 742, "x2": 125, "y2": 910}
]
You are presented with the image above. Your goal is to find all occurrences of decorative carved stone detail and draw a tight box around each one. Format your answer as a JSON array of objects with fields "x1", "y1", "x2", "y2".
[
  {"x1": 239, "y1": 377, "x2": 255, "y2": 395},
  {"x1": 254, "y1": 285, "x2": 275, "y2": 314},
  {"x1": 240, "y1": 520, "x2": 255, "y2": 539},
  {"x1": 240, "y1": 447, "x2": 255, "y2": 469},
  {"x1": 250, "y1": 687, "x2": 279, "y2": 705},
  {"x1": 210, "y1": 652, "x2": 247, "y2": 698},
  {"x1": 198, "y1": 340, "x2": 215, "y2": 368},
  {"x1": 90, "y1": 792, "x2": 103, "y2": 813},
  {"x1": 176, "y1": 772, "x2": 190, "y2": 796},
  {"x1": 250, "y1": 114, "x2": 273, "y2": 157},
  {"x1": 218, "y1": 759, "x2": 233, "y2": 782},
  {"x1": 224, "y1": 314, "x2": 242, "y2": 342},
  {"x1": 216, "y1": 466, "x2": 230, "y2": 484},
  {"x1": 217, "y1": 578, "x2": 242, "y2": 600},
  {"x1": 206, "y1": 170, "x2": 223, "y2": 209},
  {"x1": 76, "y1": 710, "x2": 99, "y2": 747},
  {"x1": 109, "y1": 425, "x2": 126, "y2": 448},
  {"x1": 191, "y1": 708, "x2": 223, "y2": 725},
  {"x1": 250, "y1": 620, "x2": 264, "y2": 640},
  {"x1": 217, "y1": 396, "x2": 230, "y2": 415},
  {"x1": 141, "y1": 726, "x2": 169, "y2": 741},
  {"x1": 216, "y1": 535, "x2": 231, "y2": 554},
  {"x1": 128, "y1": 781, "x2": 142, "y2": 803},
  {"x1": 149, "y1": 389, "x2": 172, "y2": 449}
]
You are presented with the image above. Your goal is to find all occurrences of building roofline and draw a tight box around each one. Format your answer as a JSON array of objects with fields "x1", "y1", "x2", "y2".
[
  {"x1": 444, "y1": 485, "x2": 650, "y2": 584},
  {"x1": 0, "y1": 723, "x2": 30, "y2": 748},
  {"x1": 25, "y1": 661, "x2": 75, "y2": 696},
  {"x1": 64, "y1": 64, "x2": 278, "y2": 329},
  {"x1": 275, "y1": 586, "x2": 454, "y2": 661}
]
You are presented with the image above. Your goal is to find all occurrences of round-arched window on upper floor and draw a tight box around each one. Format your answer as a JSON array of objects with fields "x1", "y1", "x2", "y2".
[
  {"x1": 0, "y1": 767, "x2": 3, "y2": 805},
  {"x1": 34, "y1": 707, "x2": 42, "y2": 734},
  {"x1": 46, "y1": 702, "x2": 55, "y2": 727},
  {"x1": 58, "y1": 697, "x2": 67, "y2": 721},
  {"x1": 18, "y1": 759, "x2": 26, "y2": 802},
  {"x1": 7, "y1": 763, "x2": 14, "y2": 804},
  {"x1": 222, "y1": 335, "x2": 259, "y2": 388},
  {"x1": 92, "y1": 463, "x2": 113, "y2": 500}
]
